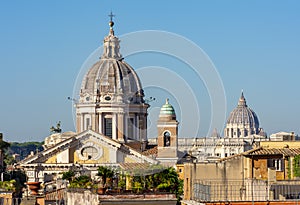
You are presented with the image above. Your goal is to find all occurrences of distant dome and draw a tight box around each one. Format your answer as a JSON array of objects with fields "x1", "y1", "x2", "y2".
[
  {"x1": 79, "y1": 21, "x2": 144, "y2": 104},
  {"x1": 227, "y1": 92, "x2": 259, "y2": 126},
  {"x1": 225, "y1": 92, "x2": 260, "y2": 138},
  {"x1": 159, "y1": 99, "x2": 176, "y2": 121}
]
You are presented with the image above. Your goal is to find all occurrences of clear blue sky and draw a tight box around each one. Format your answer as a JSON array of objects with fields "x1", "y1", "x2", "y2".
[{"x1": 0, "y1": 1, "x2": 299, "y2": 142}]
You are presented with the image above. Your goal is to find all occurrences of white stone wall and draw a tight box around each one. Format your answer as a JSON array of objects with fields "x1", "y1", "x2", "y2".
[{"x1": 67, "y1": 190, "x2": 98, "y2": 205}]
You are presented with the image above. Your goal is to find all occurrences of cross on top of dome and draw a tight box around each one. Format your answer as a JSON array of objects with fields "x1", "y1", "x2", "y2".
[
  {"x1": 108, "y1": 11, "x2": 115, "y2": 22},
  {"x1": 108, "y1": 11, "x2": 115, "y2": 33}
]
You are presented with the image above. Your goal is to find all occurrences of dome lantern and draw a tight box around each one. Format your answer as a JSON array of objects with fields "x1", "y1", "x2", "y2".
[
  {"x1": 238, "y1": 91, "x2": 247, "y2": 107},
  {"x1": 101, "y1": 12, "x2": 122, "y2": 60}
]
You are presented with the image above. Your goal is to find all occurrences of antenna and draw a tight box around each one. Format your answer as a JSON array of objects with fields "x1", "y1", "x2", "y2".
[
  {"x1": 145, "y1": 96, "x2": 156, "y2": 104},
  {"x1": 67, "y1": 97, "x2": 77, "y2": 102}
]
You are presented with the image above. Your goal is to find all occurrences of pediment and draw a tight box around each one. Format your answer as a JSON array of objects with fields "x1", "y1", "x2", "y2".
[
  {"x1": 20, "y1": 130, "x2": 122, "y2": 165},
  {"x1": 19, "y1": 130, "x2": 157, "y2": 165}
]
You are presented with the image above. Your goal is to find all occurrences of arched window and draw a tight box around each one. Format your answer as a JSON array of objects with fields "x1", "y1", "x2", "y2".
[{"x1": 164, "y1": 131, "x2": 171, "y2": 147}]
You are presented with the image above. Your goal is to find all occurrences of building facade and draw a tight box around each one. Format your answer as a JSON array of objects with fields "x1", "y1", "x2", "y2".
[{"x1": 149, "y1": 92, "x2": 267, "y2": 161}]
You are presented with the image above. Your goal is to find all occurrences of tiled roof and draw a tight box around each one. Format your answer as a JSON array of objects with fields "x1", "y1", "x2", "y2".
[
  {"x1": 119, "y1": 162, "x2": 150, "y2": 171},
  {"x1": 245, "y1": 147, "x2": 300, "y2": 156},
  {"x1": 125, "y1": 141, "x2": 142, "y2": 151},
  {"x1": 142, "y1": 146, "x2": 158, "y2": 156},
  {"x1": 119, "y1": 163, "x2": 151, "y2": 175},
  {"x1": 219, "y1": 147, "x2": 300, "y2": 162},
  {"x1": 119, "y1": 163, "x2": 165, "y2": 176}
]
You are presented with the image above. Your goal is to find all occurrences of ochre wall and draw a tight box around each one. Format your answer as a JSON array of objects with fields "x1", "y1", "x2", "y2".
[
  {"x1": 253, "y1": 159, "x2": 268, "y2": 180},
  {"x1": 124, "y1": 156, "x2": 138, "y2": 163},
  {"x1": 184, "y1": 155, "x2": 245, "y2": 200},
  {"x1": 176, "y1": 164, "x2": 184, "y2": 180},
  {"x1": 45, "y1": 155, "x2": 57, "y2": 163}
]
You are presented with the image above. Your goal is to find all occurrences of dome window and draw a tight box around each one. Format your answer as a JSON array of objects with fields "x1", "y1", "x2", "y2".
[{"x1": 104, "y1": 96, "x2": 111, "y2": 101}]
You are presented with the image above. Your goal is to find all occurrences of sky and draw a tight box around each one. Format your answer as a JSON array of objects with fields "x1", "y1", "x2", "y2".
[{"x1": 0, "y1": 1, "x2": 300, "y2": 142}]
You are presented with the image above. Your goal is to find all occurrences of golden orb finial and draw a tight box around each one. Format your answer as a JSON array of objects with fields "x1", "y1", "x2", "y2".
[{"x1": 108, "y1": 11, "x2": 115, "y2": 28}]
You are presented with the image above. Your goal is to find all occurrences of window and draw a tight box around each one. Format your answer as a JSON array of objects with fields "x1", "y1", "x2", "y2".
[
  {"x1": 164, "y1": 131, "x2": 171, "y2": 147},
  {"x1": 127, "y1": 118, "x2": 134, "y2": 139},
  {"x1": 267, "y1": 159, "x2": 284, "y2": 171},
  {"x1": 85, "y1": 118, "x2": 90, "y2": 130},
  {"x1": 81, "y1": 146, "x2": 98, "y2": 160},
  {"x1": 104, "y1": 118, "x2": 112, "y2": 138}
]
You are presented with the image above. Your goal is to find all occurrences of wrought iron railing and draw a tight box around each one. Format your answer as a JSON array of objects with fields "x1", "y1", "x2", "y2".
[{"x1": 193, "y1": 179, "x2": 300, "y2": 202}]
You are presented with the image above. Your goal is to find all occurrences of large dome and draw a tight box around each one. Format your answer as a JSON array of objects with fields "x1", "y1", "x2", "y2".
[
  {"x1": 79, "y1": 21, "x2": 144, "y2": 104},
  {"x1": 225, "y1": 92, "x2": 260, "y2": 138},
  {"x1": 227, "y1": 93, "x2": 259, "y2": 126},
  {"x1": 80, "y1": 59, "x2": 144, "y2": 104},
  {"x1": 75, "y1": 18, "x2": 148, "y2": 143}
]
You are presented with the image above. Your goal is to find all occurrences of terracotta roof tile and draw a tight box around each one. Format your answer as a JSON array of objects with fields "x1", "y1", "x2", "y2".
[
  {"x1": 125, "y1": 141, "x2": 142, "y2": 151},
  {"x1": 142, "y1": 146, "x2": 158, "y2": 156},
  {"x1": 245, "y1": 147, "x2": 300, "y2": 156}
]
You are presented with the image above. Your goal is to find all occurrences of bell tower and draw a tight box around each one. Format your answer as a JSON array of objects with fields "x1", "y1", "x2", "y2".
[{"x1": 157, "y1": 99, "x2": 179, "y2": 166}]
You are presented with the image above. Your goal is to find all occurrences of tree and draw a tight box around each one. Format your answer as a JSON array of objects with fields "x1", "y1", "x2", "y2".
[
  {"x1": 69, "y1": 175, "x2": 91, "y2": 188},
  {"x1": 9, "y1": 141, "x2": 43, "y2": 160},
  {"x1": 0, "y1": 137, "x2": 10, "y2": 172},
  {"x1": 62, "y1": 170, "x2": 75, "y2": 183},
  {"x1": 153, "y1": 167, "x2": 183, "y2": 202},
  {"x1": 97, "y1": 166, "x2": 114, "y2": 187},
  {"x1": 0, "y1": 140, "x2": 10, "y2": 151}
]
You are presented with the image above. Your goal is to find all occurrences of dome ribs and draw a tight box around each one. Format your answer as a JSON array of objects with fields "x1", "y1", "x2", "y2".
[{"x1": 225, "y1": 92, "x2": 261, "y2": 138}]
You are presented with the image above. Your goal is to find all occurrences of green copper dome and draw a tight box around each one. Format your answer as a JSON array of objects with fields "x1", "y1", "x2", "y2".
[{"x1": 159, "y1": 99, "x2": 176, "y2": 116}]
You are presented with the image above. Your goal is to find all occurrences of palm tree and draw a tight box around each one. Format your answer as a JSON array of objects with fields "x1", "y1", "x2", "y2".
[{"x1": 97, "y1": 166, "x2": 114, "y2": 187}]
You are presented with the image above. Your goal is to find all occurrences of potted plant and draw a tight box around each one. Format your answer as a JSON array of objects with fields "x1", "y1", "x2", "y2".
[
  {"x1": 27, "y1": 181, "x2": 41, "y2": 195},
  {"x1": 96, "y1": 166, "x2": 114, "y2": 194},
  {"x1": 118, "y1": 177, "x2": 126, "y2": 191}
]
